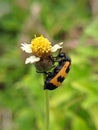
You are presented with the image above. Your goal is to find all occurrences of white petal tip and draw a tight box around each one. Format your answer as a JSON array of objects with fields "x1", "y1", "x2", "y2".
[
  {"x1": 20, "y1": 42, "x2": 32, "y2": 53},
  {"x1": 51, "y1": 42, "x2": 63, "y2": 52},
  {"x1": 58, "y1": 42, "x2": 63, "y2": 45},
  {"x1": 25, "y1": 56, "x2": 40, "y2": 64}
]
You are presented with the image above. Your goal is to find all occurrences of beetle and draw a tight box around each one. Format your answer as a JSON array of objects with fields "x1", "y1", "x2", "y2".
[{"x1": 44, "y1": 52, "x2": 71, "y2": 90}]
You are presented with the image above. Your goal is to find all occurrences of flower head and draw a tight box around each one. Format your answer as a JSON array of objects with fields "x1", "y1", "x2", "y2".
[
  {"x1": 21, "y1": 35, "x2": 63, "y2": 71},
  {"x1": 31, "y1": 35, "x2": 52, "y2": 57}
]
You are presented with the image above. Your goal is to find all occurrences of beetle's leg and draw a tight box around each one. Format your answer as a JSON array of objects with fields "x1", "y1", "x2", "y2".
[
  {"x1": 36, "y1": 70, "x2": 47, "y2": 74},
  {"x1": 36, "y1": 70, "x2": 51, "y2": 75}
]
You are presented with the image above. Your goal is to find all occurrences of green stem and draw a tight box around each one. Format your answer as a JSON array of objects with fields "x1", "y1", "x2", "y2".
[
  {"x1": 44, "y1": 74, "x2": 49, "y2": 130},
  {"x1": 45, "y1": 89, "x2": 49, "y2": 130}
]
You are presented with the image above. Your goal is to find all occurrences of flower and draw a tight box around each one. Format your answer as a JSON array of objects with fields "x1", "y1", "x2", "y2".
[
  {"x1": 21, "y1": 35, "x2": 63, "y2": 71},
  {"x1": 21, "y1": 35, "x2": 63, "y2": 64}
]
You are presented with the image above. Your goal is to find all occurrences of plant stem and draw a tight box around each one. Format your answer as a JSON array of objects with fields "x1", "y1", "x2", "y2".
[
  {"x1": 45, "y1": 89, "x2": 49, "y2": 130},
  {"x1": 44, "y1": 74, "x2": 49, "y2": 130}
]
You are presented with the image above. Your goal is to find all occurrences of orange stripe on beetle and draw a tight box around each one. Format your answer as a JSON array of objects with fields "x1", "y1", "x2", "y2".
[{"x1": 50, "y1": 61, "x2": 70, "y2": 87}]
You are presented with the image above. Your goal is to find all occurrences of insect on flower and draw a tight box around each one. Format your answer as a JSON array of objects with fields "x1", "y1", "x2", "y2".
[{"x1": 21, "y1": 35, "x2": 71, "y2": 90}]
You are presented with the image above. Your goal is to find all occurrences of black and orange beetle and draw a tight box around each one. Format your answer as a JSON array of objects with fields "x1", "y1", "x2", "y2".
[{"x1": 44, "y1": 52, "x2": 71, "y2": 90}]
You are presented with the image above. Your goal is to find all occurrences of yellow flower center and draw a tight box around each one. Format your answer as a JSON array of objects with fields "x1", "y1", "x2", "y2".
[{"x1": 31, "y1": 35, "x2": 52, "y2": 57}]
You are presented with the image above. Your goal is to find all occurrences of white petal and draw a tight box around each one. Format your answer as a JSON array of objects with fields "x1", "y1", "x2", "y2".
[
  {"x1": 51, "y1": 42, "x2": 63, "y2": 52},
  {"x1": 25, "y1": 56, "x2": 40, "y2": 64},
  {"x1": 58, "y1": 42, "x2": 63, "y2": 46},
  {"x1": 20, "y1": 43, "x2": 32, "y2": 53}
]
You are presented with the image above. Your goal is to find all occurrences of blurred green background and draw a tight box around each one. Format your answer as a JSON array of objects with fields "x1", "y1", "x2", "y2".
[{"x1": 0, "y1": 0, "x2": 98, "y2": 130}]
